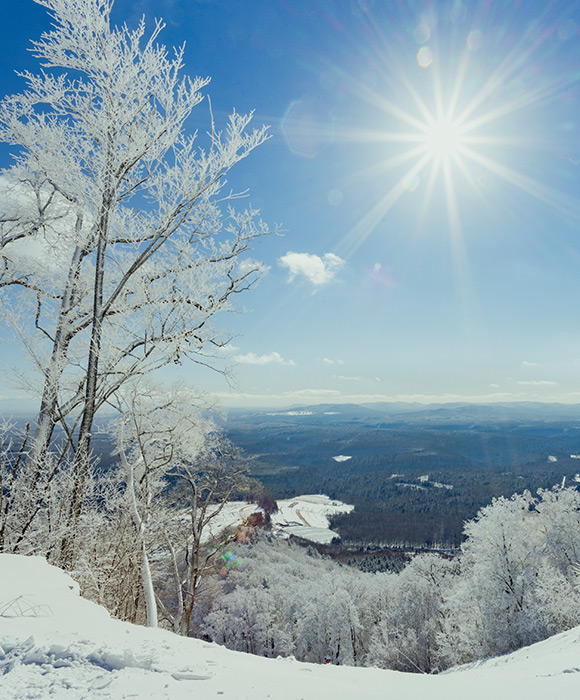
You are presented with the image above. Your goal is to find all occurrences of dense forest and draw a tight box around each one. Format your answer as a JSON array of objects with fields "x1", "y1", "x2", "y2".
[{"x1": 225, "y1": 404, "x2": 580, "y2": 548}]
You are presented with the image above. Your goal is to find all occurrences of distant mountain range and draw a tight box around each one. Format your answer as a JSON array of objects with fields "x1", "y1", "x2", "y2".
[
  {"x1": 4, "y1": 398, "x2": 580, "y2": 426},
  {"x1": 226, "y1": 401, "x2": 580, "y2": 426}
]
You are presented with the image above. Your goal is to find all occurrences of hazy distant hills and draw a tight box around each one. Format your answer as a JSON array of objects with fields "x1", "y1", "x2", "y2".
[
  {"x1": 362, "y1": 402, "x2": 580, "y2": 426},
  {"x1": 4, "y1": 399, "x2": 580, "y2": 425},
  {"x1": 227, "y1": 401, "x2": 580, "y2": 427}
]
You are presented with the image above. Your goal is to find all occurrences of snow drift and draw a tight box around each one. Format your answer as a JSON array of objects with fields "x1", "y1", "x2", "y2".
[{"x1": 1, "y1": 554, "x2": 580, "y2": 699}]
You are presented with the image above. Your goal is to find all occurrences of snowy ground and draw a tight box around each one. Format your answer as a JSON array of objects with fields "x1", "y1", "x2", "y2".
[
  {"x1": 1, "y1": 555, "x2": 580, "y2": 699},
  {"x1": 205, "y1": 494, "x2": 354, "y2": 544}
]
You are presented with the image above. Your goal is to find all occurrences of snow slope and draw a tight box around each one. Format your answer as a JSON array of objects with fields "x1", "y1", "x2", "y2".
[
  {"x1": 1, "y1": 555, "x2": 580, "y2": 699},
  {"x1": 206, "y1": 494, "x2": 353, "y2": 544}
]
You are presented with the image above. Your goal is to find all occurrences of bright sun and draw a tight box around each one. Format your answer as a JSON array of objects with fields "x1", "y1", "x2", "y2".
[
  {"x1": 422, "y1": 116, "x2": 464, "y2": 161},
  {"x1": 335, "y1": 11, "x2": 580, "y2": 261}
]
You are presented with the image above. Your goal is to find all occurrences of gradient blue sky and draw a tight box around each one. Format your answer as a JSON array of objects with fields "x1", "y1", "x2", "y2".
[{"x1": 1, "y1": 0, "x2": 580, "y2": 408}]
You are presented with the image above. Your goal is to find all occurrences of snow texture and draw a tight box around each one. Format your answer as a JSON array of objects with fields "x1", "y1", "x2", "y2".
[{"x1": 1, "y1": 554, "x2": 580, "y2": 699}]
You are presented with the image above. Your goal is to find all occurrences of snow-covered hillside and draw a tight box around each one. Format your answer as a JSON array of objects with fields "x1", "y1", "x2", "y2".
[
  {"x1": 1, "y1": 555, "x2": 579, "y2": 699},
  {"x1": 207, "y1": 494, "x2": 353, "y2": 544}
]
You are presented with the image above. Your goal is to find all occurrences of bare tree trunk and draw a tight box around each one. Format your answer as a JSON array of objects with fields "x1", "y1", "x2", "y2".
[
  {"x1": 139, "y1": 540, "x2": 158, "y2": 628},
  {"x1": 9, "y1": 236, "x2": 86, "y2": 551},
  {"x1": 25, "y1": 241, "x2": 85, "y2": 472},
  {"x1": 119, "y1": 444, "x2": 158, "y2": 628},
  {"x1": 60, "y1": 145, "x2": 114, "y2": 567}
]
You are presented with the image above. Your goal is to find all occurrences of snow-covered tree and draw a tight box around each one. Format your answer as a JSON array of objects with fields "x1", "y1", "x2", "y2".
[
  {"x1": 527, "y1": 486, "x2": 580, "y2": 637},
  {"x1": 0, "y1": 421, "x2": 30, "y2": 551},
  {"x1": 439, "y1": 487, "x2": 580, "y2": 666},
  {"x1": 0, "y1": 0, "x2": 272, "y2": 561},
  {"x1": 199, "y1": 486, "x2": 580, "y2": 671},
  {"x1": 439, "y1": 491, "x2": 542, "y2": 663},
  {"x1": 161, "y1": 436, "x2": 251, "y2": 636},
  {"x1": 105, "y1": 379, "x2": 253, "y2": 633},
  {"x1": 202, "y1": 539, "x2": 369, "y2": 664},
  {"x1": 367, "y1": 554, "x2": 456, "y2": 673},
  {"x1": 112, "y1": 381, "x2": 215, "y2": 628}
]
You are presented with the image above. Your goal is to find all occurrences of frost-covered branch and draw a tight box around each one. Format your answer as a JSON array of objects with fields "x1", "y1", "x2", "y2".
[{"x1": 0, "y1": 0, "x2": 274, "y2": 560}]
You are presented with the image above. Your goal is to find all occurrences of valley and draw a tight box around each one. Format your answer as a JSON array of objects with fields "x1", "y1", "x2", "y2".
[{"x1": 223, "y1": 402, "x2": 580, "y2": 548}]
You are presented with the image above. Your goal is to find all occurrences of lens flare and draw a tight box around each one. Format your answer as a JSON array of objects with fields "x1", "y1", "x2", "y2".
[
  {"x1": 417, "y1": 46, "x2": 434, "y2": 68},
  {"x1": 466, "y1": 29, "x2": 483, "y2": 51},
  {"x1": 219, "y1": 550, "x2": 240, "y2": 576}
]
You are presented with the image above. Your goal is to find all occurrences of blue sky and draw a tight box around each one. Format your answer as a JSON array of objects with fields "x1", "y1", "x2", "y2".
[{"x1": 1, "y1": 0, "x2": 580, "y2": 408}]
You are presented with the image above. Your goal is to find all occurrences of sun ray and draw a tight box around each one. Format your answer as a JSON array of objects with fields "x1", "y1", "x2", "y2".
[
  {"x1": 419, "y1": 154, "x2": 442, "y2": 218},
  {"x1": 460, "y1": 71, "x2": 576, "y2": 135},
  {"x1": 357, "y1": 144, "x2": 432, "y2": 179},
  {"x1": 442, "y1": 156, "x2": 465, "y2": 272},
  {"x1": 398, "y1": 68, "x2": 441, "y2": 127},
  {"x1": 452, "y1": 150, "x2": 489, "y2": 197},
  {"x1": 456, "y1": 14, "x2": 552, "y2": 126},
  {"x1": 461, "y1": 146, "x2": 580, "y2": 218},
  {"x1": 329, "y1": 127, "x2": 428, "y2": 145},
  {"x1": 446, "y1": 47, "x2": 472, "y2": 121},
  {"x1": 338, "y1": 152, "x2": 433, "y2": 259},
  {"x1": 431, "y1": 37, "x2": 446, "y2": 122},
  {"x1": 327, "y1": 2, "x2": 580, "y2": 274}
]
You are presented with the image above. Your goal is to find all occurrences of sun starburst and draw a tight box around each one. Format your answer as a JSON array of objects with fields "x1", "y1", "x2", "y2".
[{"x1": 335, "y1": 23, "x2": 580, "y2": 261}]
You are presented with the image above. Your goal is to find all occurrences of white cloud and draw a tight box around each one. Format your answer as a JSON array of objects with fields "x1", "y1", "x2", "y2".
[
  {"x1": 522, "y1": 360, "x2": 538, "y2": 367},
  {"x1": 209, "y1": 387, "x2": 580, "y2": 408},
  {"x1": 213, "y1": 344, "x2": 239, "y2": 355},
  {"x1": 278, "y1": 251, "x2": 345, "y2": 285},
  {"x1": 517, "y1": 380, "x2": 558, "y2": 386},
  {"x1": 234, "y1": 351, "x2": 296, "y2": 366},
  {"x1": 237, "y1": 258, "x2": 270, "y2": 277},
  {"x1": 285, "y1": 388, "x2": 342, "y2": 399},
  {"x1": 323, "y1": 358, "x2": 344, "y2": 365}
]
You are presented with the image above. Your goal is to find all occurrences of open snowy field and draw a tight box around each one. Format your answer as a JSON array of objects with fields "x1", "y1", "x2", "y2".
[
  {"x1": 1, "y1": 554, "x2": 580, "y2": 700},
  {"x1": 205, "y1": 494, "x2": 354, "y2": 544}
]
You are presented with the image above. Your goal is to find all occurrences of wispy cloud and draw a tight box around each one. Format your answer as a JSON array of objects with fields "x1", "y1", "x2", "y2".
[
  {"x1": 517, "y1": 380, "x2": 558, "y2": 386},
  {"x1": 234, "y1": 351, "x2": 296, "y2": 366},
  {"x1": 278, "y1": 251, "x2": 344, "y2": 285},
  {"x1": 213, "y1": 344, "x2": 239, "y2": 355},
  {"x1": 323, "y1": 358, "x2": 344, "y2": 365},
  {"x1": 210, "y1": 387, "x2": 580, "y2": 408},
  {"x1": 522, "y1": 360, "x2": 538, "y2": 367},
  {"x1": 285, "y1": 388, "x2": 341, "y2": 399}
]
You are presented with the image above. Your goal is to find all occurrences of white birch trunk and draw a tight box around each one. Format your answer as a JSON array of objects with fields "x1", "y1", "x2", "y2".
[{"x1": 119, "y1": 446, "x2": 158, "y2": 628}]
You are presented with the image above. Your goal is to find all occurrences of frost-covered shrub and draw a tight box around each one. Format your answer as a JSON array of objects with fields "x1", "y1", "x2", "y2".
[{"x1": 202, "y1": 539, "x2": 373, "y2": 665}]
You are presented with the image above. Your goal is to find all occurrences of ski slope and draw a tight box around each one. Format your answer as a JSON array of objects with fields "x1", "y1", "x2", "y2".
[{"x1": 205, "y1": 494, "x2": 354, "y2": 544}]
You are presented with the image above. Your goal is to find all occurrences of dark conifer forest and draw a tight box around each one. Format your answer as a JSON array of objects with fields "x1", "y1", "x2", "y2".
[{"x1": 224, "y1": 402, "x2": 580, "y2": 548}]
